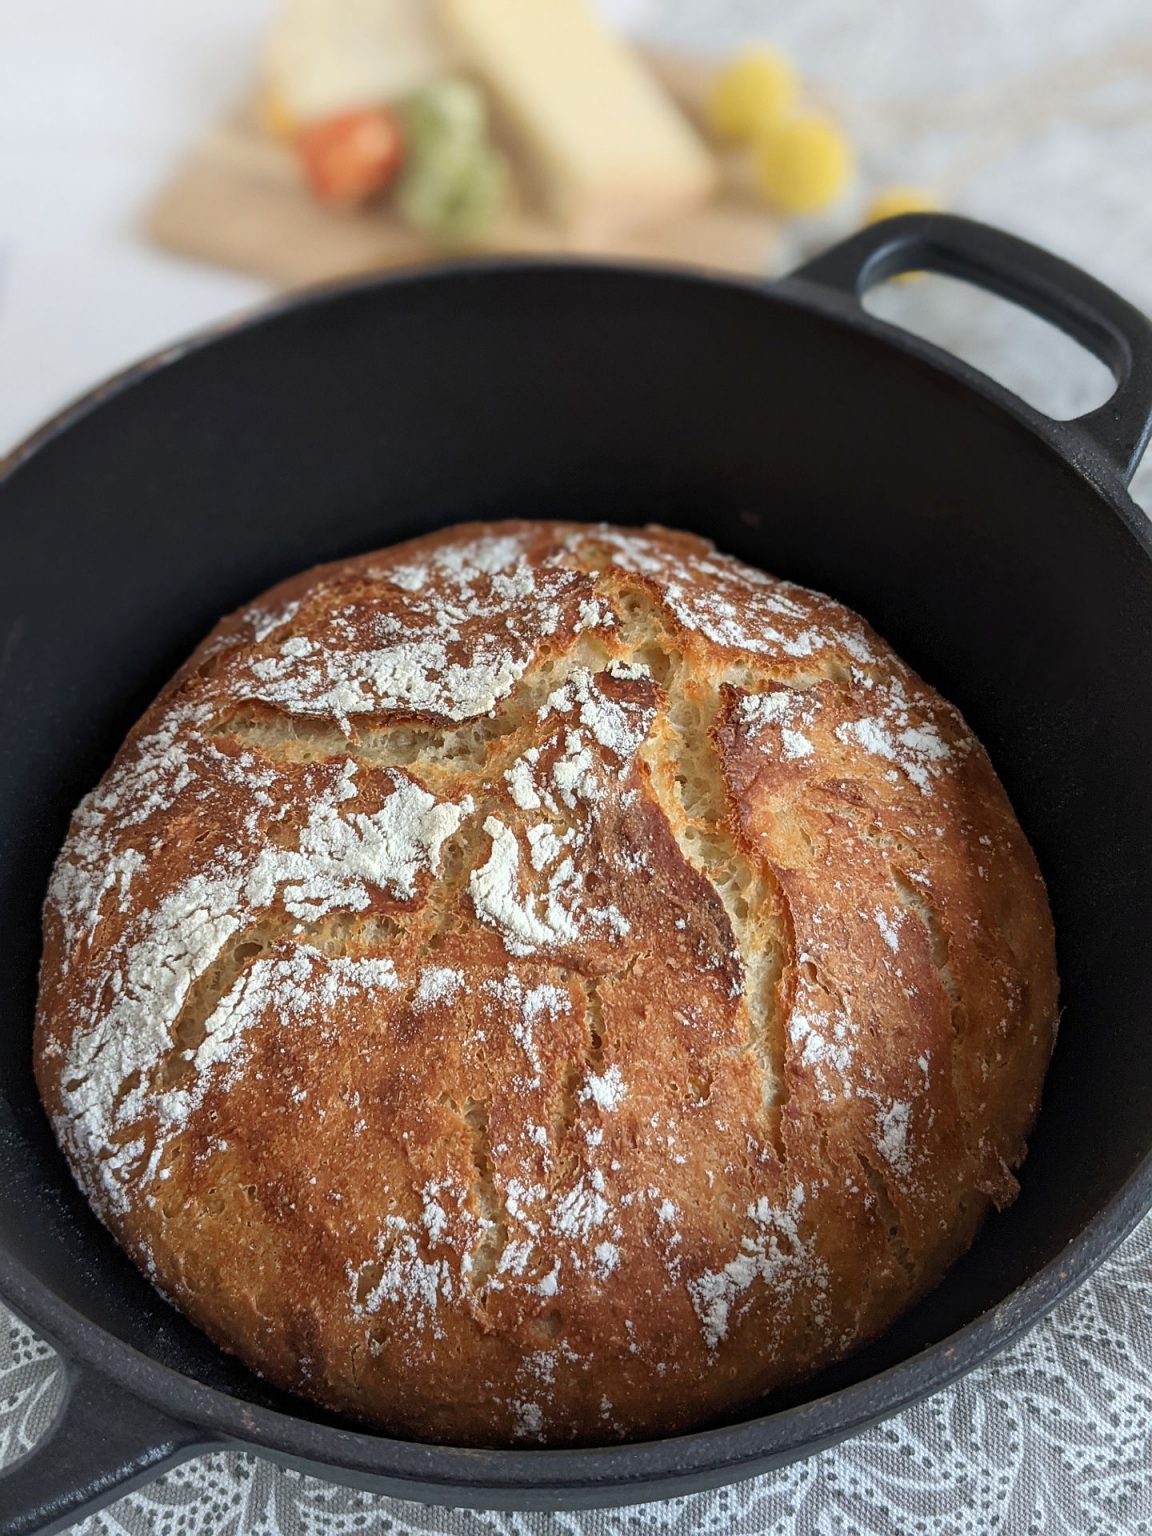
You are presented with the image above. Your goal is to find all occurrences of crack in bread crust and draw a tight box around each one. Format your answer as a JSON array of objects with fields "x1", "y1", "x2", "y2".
[
  {"x1": 167, "y1": 911, "x2": 402, "y2": 1057},
  {"x1": 460, "y1": 1097, "x2": 508, "y2": 1291},
  {"x1": 550, "y1": 973, "x2": 609, "y2": 1172},
  {"x1": 637, "y1": 653, "x2": 791, "y2": 1154},
  {"x1": 889, "y1": 868, "x2": 961, "y2": 1006},
  {"x1": 580, "y1": 975, "x2": 607, "y2": 1076},
  {"x1": 208, "y1": 633, "x2": 619, "y2": 775},
  {"x1": 856, "y1": 1151, "x2": 916, "y2": 1283}
]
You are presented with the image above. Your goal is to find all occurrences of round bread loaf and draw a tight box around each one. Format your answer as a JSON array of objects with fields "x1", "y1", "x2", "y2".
[{"x1": 36, "y1": 521, "x2": 1057, "y2": 1445}]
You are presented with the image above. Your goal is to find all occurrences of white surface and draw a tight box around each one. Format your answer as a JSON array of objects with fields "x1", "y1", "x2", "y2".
[{"x1": 0, "y1": 0, "x2": 272, "y2": 452}]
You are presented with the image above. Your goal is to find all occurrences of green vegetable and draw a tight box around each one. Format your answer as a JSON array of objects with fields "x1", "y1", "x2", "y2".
[
  {"x1": 398, "y1": 79, "x2": 508, "y2": 243},
  {"x1": 405, "y1": 78, "x2": 490, "y2": 155}
]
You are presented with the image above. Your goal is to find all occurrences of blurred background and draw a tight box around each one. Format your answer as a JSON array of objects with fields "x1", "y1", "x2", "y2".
[{"x1": 1, "y1": 0, "x2": 1150, "y2": 518}]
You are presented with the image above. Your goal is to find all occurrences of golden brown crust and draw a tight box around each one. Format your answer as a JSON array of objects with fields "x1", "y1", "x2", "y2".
[{"x1": 34, "y1": 520, "x2": 1058, "y2": 1444}]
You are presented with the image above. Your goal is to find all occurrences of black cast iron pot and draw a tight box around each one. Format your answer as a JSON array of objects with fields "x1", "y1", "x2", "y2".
[{"x1": 1, "y1": 215, "x2": 1151, "y2": 1534}]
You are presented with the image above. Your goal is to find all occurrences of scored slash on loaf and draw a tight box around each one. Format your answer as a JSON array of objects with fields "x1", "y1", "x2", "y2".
[{"x1": 35, "y1": 521, "x2": 1057, "y2": 1445}]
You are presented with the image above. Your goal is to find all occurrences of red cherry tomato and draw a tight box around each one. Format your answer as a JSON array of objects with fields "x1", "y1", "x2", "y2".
[{"x1": 296, "y1": 108, "x2": 405, "y2": 208}]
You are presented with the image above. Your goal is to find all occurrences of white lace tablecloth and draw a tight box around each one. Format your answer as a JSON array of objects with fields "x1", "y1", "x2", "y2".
[{"x1": 2, "y1": 2, "x2": 1152, "y2": 1531}]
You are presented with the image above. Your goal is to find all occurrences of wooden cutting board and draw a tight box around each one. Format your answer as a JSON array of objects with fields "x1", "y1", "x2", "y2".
[{"x1": 147, "y1": 50, "x2": 782, "y2": 288}]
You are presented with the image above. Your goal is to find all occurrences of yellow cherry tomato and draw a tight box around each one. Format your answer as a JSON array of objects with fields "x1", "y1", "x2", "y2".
[
  {"x1": 865, "y1": 186, "x2": 941, "y2": 224},
  {"x1": 259, "y1": 85, "x2": 297, "y2": 141},
  {"x1": 707, "y1": 46, "x2": 797, "y2": 141},
  {"x1": 755, "y1": 114, "x2": 853, "y2": 215}
]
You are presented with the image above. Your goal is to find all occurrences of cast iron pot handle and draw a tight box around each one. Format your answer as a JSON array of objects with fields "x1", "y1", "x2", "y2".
[
  {"x1": 0, "y1": 1357, "x2": 211, "y2": 1536},
  {"x1": 792, "y1": 211, "x2": 1152, "y2": 487}
]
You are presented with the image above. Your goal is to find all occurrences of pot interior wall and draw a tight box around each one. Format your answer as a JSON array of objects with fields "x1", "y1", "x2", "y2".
[{"x1": 1, "y1": 267, "x2": 1150, "y2": 1427}]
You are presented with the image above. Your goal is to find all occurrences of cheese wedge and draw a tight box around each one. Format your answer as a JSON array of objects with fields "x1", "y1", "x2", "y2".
[
  {"x1": 264, "y1": 0, "x2": 452, "y2": 125},
  {"x1": 437, "y1": 0, "x2": 716, "y2": 243}
]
